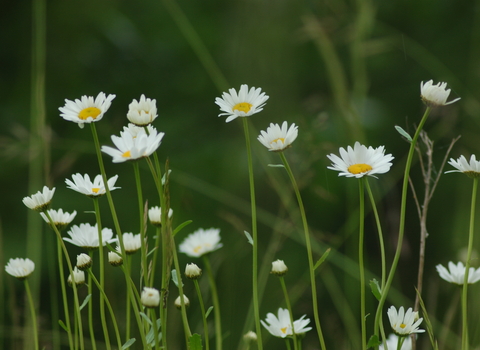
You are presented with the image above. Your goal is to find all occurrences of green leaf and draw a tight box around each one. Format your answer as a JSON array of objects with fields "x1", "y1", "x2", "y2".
[
  {"x1": 395, "y1": 125, "x2": 412, "y2": 142},
  {"x1": 79, "y1": 294, "x2": 91, "y2": 311},
  {"x1": 205, "y1": 306, "x2": 214, "y2": 319},
  {"x1": 369, "y1": 279, "x2": 382, "y2": 301},
  {"x1": 244, "y1": 231, "x2": 253, "y2": 245},
  {"x1": 171, "y1": 269, "x2": 183, "y2": 288},
  {"x1": 139, "y1": 312, "x2": 152, "y2": 326},
  {"x1": 188, "y1": 333, "x2": 203, "y2": 350},
  {"x1": 416, "y1": 288, "x2": 439, "y2": 350},
  {"x1": 268, "y1": 164, "x2": 285, "y2": 168},
  {"x1": 58, "y1": 319, "x2": 69, "y2": 332},
  {"x1": 146, "y1": 319, "x2": 162, "y2": 346},
  {"x1": 162, "y1": 169, "x2": 172, "y2": 185},
  {"x1": 146, "y1": 246, "x2": 157, "y2": 258},
  {"x1": 121, "y1": 338, "x2": 136, "y2": 349},
  {"x1": 367, "y1": 334, "x2": 380, "y2": 349},
  {"x1": 313, "y1": 248, "x2": 331, "y2": 270},
  {"x1": 173, "y1": 220, "x2": 193, "y2": 237}
]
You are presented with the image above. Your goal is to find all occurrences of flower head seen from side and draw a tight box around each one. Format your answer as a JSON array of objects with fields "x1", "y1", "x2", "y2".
[
  {"x1": 68, "y1": 267, "x2": 86, "y2": 287},
  {"x1": 261, "y1": 308, "x2": 312, "y2": 338},
  {"x1": 446, "y1": 155, "x2": 480, "y2": 179},
  {"x1": 179, "y1": 228, "x2": 223, "y2": 258},
  {"x1": 22, "y1": 186, "x2": 55, "y2": 212},
  {"x1": 327, "y1": 142, "x2": 394, "y2": 179},
  {"x1": 64, "y1": 223, "x2": 116, "y2": 250},
  {"x1": 40, "y1": 208, "x2": 77, "y2": 231},
  {"x1": 101, "y1": 126, "x2": 165, "y2": 163},
  {"x1": 141, "y1": 287, "x2": 160, "y2": 308},
  {"x1": 387, "y1": 306, "x2": 425, "y2": 336},
  {"x1": 436, "y1": 261, "x2": 480, "y2": 285},
  {"x1": 108, "y1": 250, "x2": 123, "y2": 267},
  {"x1": 65, "y1": 173, "x2": 120, "y2": 197},
  {"x1": 127, "y1": 94, "x2": 158, "y2": 126},
  {"x1": 148, "y1": 206, "x2": 173, "y2": 227},
  {"x1": 215, "y1": 84, "x2": 269, "y2": 123},
  {"x1": 118, "y1": 232, "x2": 141, "y2": 254},
  {"x1": 257, "y1": 121, "x2": 298, "y2": 152},
  {"x1": 5, "y1": 258, "x2": 35, "y2": 280},
  {"x1": 420, "y1": 80, "x2": 460, "y2": 107},
  {"x1": 271, "y1": 259, "x2": 288, "y2": 276},
  {"x1": 379, "y1": 334, "x2": 412, "y2": 350},
  {"x1": 174, "y1": 295, "x2": 190, "y2": 309},
  {"x1": 59, "y1": 92, "x2": 116, "y2": 129}
]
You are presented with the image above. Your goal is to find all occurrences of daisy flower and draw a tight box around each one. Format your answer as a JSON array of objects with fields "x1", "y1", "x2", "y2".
[
  {"x1": 271, "y1": 259, "x2": 288, "y2": 276},
  {"x1": 387, "y1": 306, "x2": 424, "y2": 336},
  {"x1": 445, "y1": 155, "x2": 480, "y2": 178},
  {"x1": 5, "y1": 258, "x2": 35, "y2": 280},
  {"x1": 76, "y1": 253, "x2": 92, "y2": 270},
  {"x1": 122, "y1": 123, "x2": 156, "y2": 138},
  {"x1": 117, "y1": 232, "x2": 142, "y2": 254},
  {"x1": 59, "y1": 92, "x2": 116, "y2": 128},
  {"x1": 64, "y1": 223, "x2": 116, "y2": 249},
  {"x1": 148, "y1": 206, "x2": 173, "y2": 226},
  {"x1": 101, "y1": 126, "x2": 165, "y2": 163},
  {"x1": 179, "y1": 228, "x2": 223, "y2": 258},
  {"x1": 67, "y1": 267, "x2": 85, "y2": 286},
  {"x1": 141, "y1": 287, "x2": 160, "y2": 308},
  {"x1": 174, "y1": 295, "x2": 190, "y2": 309},
  {"x1": 40, "y1": 208, "x2": 77, "y2": 231},
  {"x1": 261, "y1": 308, "x2": 312, "y2": 338},
  {"x1": 327, "y1": 142, "x2": 394, "y2": 179},
  {"x1": 127, "y1": 94, "x2": 158, "y2": 126},
  {"x1": 108, "y1": 251, "x2": 123, "y2": 267},
  {"x1": 257, "y1": 121, "x2": 298, "y2": 152},
  {"x1": 420, "y1": 80, "x2": 460, "y2": 107},
  {"x1": 185, "y1": 263, "x2": 202, "y2": 280},
  {"x1": 65, "y1": 173, "x2": 120, "y2": 197},
  {"x1": 215, "y1": 84, "x2": 269, "y2": 123},
  {"x1": 436, "y1": 261, "x2": 480, "y2": 285},
  {"x1": 379, "y1": 334, "x2": 412, "y2": 350},
  {"x1": 22, "y1": 186, "x2": 55, "y2": 212}
]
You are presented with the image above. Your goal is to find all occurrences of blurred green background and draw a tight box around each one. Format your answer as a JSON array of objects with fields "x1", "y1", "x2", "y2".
[{"x1": 1, "y1": 0, "x2": 480, "y2": 349}]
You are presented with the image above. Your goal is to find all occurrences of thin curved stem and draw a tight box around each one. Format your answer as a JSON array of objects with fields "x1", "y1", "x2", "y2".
[
  {"x1": 24, "y1": 279, "x2": 39, "y2": 350},
  {"x1": 358, "y1": 178, "x2": 366, "y2": 350},
  {"x1": 203, "y1": 255, "x2": 222, "y2": 350},
  {"x1": 133, "y1": 162, "x2": 149, "y2": 288},
  {"x1": 279, "y1": 276, "x2": 298, "y2": 350},
  {"x1": 194, "y1": 279, "x2": 210, "y2": 350}
]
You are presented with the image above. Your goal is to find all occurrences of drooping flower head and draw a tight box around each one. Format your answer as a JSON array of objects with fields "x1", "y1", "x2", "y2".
[
  {"x1": 261, "y1": 308, "x2": 312, "y2": 338},
  {"x1": 327, "y1": 142, "x2": 394, "y2": 179},
  {"x1": 420, "y1": 80, "x2": 460, "y2": 107},
  {"x1": 141, "y1": 287, "x2": 160, "y2": 308},
  {"x1": 22, "y1": 186, "x2": 56, "y2": 212},
  {"x1": 127, "y1": 94, "x2": 158, "y2": 126},
  {"x1": 40, "y1": 208, "x2": 77, "y2": 231},
  {"x1": 215, "y1": 84, "x2": 269, "y2": 123},
  {"x1": 258, "y1": 121, "x2": 298, "y2": 152},
  {"x1": 387, "y1": 306, "x2": 424, "y2": 336},
  {"x1": 64, "y1": 223, "x2": 116, "y2": 249},
  {"x1": 101, "y1": 125, "x2": 165, "y2": 163},
  {"x1": 5, "y1": 258, "x2": 35, "y2": 280},
  {"x1": 445, "y1": 155, "x2": 480, "y2": 179},
  {"x1": 65, "y1": 173, "x2": 120, "y2": 197},
  {"x1": 436, "y1": 261, "x2": 480, "y2": 285},
  {"x1": 59, "y1": 92, "x2": 116, "y2": 128},
  {"x1": 178, "y1": 228, "x2": 223, "y2": 258}
]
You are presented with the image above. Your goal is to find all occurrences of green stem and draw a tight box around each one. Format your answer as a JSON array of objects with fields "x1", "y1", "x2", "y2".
[
  {"x1": 133, "y1": 162, "x2": 149, "y2": 287},
  {"x1": 151, "y1": 308, "x2": 161, "y2": 350},
  {"x1": 279, "y1": 152, "x2": 327, "y2": 350},
  {"x1": 87, "y1": 251, "x2": 97, "y2": 350},
  {"x1": 56, "y1": 235, "x2": 74, "y2": 349},
  {"x1": 203, "y1": 255, "x2": 222, "y2": 350},
  {"x1": 373, "y1": 106, "x2": 431, "y2": 339},
  {"x1": 242, "y1": 118, "x2": 263, "y2": 350},
  {"x1": 194, "y1": 279, "x2": 210, "y2": 350},
  {"x1": 126, "y1": 256, "x2": 132, "y2": 342},
  {"x1": 358, "y1": 178, "x2": 366, "y2": 350},
  {"x1": 285, "y1": 338, "x2": 292, "y2": 350},
  {"x1": 461, "y1": 177, "x2": 478, "y2": 350},
  {"x1": 92, "y1": 198, "x2": 110, "y2": 350},
  {"x1": 24, "y1": 279, "x2": 39, "y2": 350},
  {"x1": 279, "y1": 276, "x2": 298, "y2": 350}
]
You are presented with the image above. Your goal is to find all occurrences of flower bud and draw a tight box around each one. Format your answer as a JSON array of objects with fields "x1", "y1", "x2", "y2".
[
  {"x1": 108, "y1": 251, "x2": 123, "y2": 267},
  {"x1": 271, "y1": 259, "x2": 288, "y2": 276},
  {"x1": 174, "y1": 295, "x2": 190, "y2": 309},
  {"x1": 185, "y1": 263, "x2": 202, "y2": 279},
  {"x1": 141, "y1": 287, "x2": 160, "y2": 308},
  {"x1": 67, "y1": 267, "x2": 85, "y2": 287},
  {"x1": 243, "y1": 331, "x2": 257, "y2": 343},
  {"x1": 76, "y1": 253, "x2": 92, "y2": 270}
]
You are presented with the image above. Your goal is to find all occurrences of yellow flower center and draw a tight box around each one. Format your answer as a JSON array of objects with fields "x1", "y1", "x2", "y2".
[
  {"x1": 122, "y1": 150, "x2": 131, "y2": 158},
  {"x1": 281, "y1": 327, "x2": 288, "y2": 334},
  {"x1": 193, "y1": 243, "x2": 211, "y2": 253},
  {"x1": 232, "y1": 102, "x2": 252, "y2": 113},
  {"x1": 400, "y1": 323, "x2": 406, "y2": 329},
  {"x1": 78, "y1": 107, "x2": 101, "y2": 120},
  {"x1": 271, "y1": 138, "x2": 285, "y2": 144},
  {"x1": 91, "y1": 188, "x2": 100, "y2": 193},
  {"x1": 348, "y1": 163, "x2": 372, "y2": 174}
]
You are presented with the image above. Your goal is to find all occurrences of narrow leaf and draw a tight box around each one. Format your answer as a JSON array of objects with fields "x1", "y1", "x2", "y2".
[
  {"x1": 268, "y1": 164, "x2": 285, "y2": 168},
  {"x1": 146, "y1": 246, "x2": 157, "y2": 258},
  {"x1": 139, "y1": 312, "x2": 153, "y2": 326},
  {"x1": 313, "y1": 248, "x2": 331, "y2": 270},
  {"x1": 395, "y1": 125, "x2": 412, "y2": 142},
  {"x1": 205, "y1": 306, "x2": 214, "y2": 319},
  {"x1": 244, "y1": 231, "x2": 253, "y2": 245},
  {"x1": 58, "y1": 319, "x2": 69, "y2": 332},
  {"x1": 189, "y1": 334, "x2": 203, "y2": 350},
  {"x1": 369, "y1": 279, "x2": 382, "y2": 301},
  {"x1": 171, "y1": 269, "x2": 183, "y2": 288},
  {"x1": 173, "y1": 220, "x2": 193, "y2": 237},
  {"x1": 79, "y1": 294, "x2": 92, "y2": 311},
  {"x1": 121, "y1": 338, "x2": 136, "y2": 349},
  {"x1": 146, "y1": 319, "x2": 162, "y2": 346}
]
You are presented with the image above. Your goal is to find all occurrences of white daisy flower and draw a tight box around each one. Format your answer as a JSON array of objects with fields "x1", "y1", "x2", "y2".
[
  {"x1": 261, "y1": 308, "x2": 312, "y2": 338},
  {"x1": 436, "y1": 261, "x2": 480, "y2": 285},
  {"x1": 179, "y1": 228, "x2": 223, "y2": 258},
  {"x1": 67, "y1": 267, "x2": 86, "y2": 287},
  {"x1": 108, "y1": 251, "x2": 123, "y2": 267},
  {"x1": 22, "y1": 186, "x2": 55, "y2": 212},
  {"x1": 64, "y1": 223, "x2": 116, "y2": 249},
  {"x1": 185, "y1": 263, "x2": 202, "y2": 279},
  {"x1": 127, "y1": 95, "x2": 158, "y2": 126},
  {"x1": 257, "y1": 121, "x2": 298, "y2": 152},
  {"x1": 148, "y1": 206, "x2": 173, "y2": 226},
  {"x1": 59, "y1": 92, "x2": 116, "y2": 128},
  {"x1": 445, "y1": 155, "x2": 480, "y2": 178},
  {"x1": 271, "y1": 259, "x2": 288, "y2": 276},
  {"x1": 420, "y1": 80, "x2": 460, "y2": 107},
  {"x1": 379, "y1": 333, "x2": 412, "y2": 350},
  {"x1": 76, "y1": 253, "x2": 92, "y2": 270},
  {"x1": 174, "y1": 295, "x2": 190, "y2": 309},
  {"x1": 215, "y1": 84, "x2": 269, "y2": 123},
  {"x1": 65, "y1": 173, "x2": 120, "y2": 197},
  {"x1": 40, "y1": 208, "x2": 77, "y2": 231},
  {"x1": 327, "y1": 142, "x2": 394, "y2": 178},
  {"x1": 101, "y1": 126, "x2": 165, "y2": 163},
  {"x1": 141, "y1": 287, "x2": 160, "y2": 308},
  {"x1": 387, "y1": 306, "x2": 425, "y2": 336},
  {"x1": 122, "y1": 123, "x2": 156, "y2": 138},
  {"x1": 5, "y1": 258, "x2": 35, "y2": 280},
  {"x1": 117, "y1": 232, "x2": 141, "y2": 254}
]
